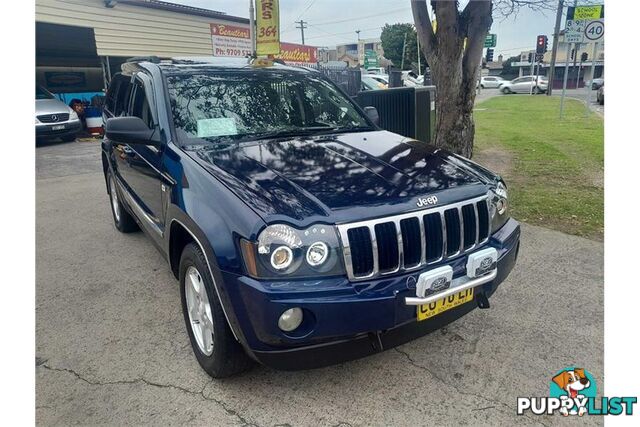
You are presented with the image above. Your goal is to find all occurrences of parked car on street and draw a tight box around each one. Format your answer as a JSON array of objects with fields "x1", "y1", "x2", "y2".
[
  {"x1": 365, "y1": 67, "x2": 386, "y2": 75},
  {"x1": 500, "y1": 75, "x2": 548, "y2": 94},
  {"x1": 588, "y1": 78, "x2": 604, "y2": 90},
  {"x1": 35, "y1": 85, "x2": 82, "y2": 142},
  {"x1": 479, "y1": 75, "x2": 506, "y2": 89},
  {"x1": 364, "y1": 74, "x2": 389, "y2": 87},
  {"x1": 101, "y1": 57, "x2": 520, "y2": 378},
  {"x1": 361, "y1": 75, "x2": 387, "y2": 90},
  {"x1": 597, "y1": 85, "x2": 604, "y2": 105}
]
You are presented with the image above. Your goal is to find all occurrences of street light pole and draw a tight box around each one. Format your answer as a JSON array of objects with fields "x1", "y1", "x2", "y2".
[{"x1": 249, "y1": 0, "x2": 256, "y2": 56}]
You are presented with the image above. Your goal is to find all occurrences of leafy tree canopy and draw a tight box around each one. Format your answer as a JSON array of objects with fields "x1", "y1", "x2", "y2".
[{"x1": 380, "y1": 23, "x2": 427, "y2": 72}]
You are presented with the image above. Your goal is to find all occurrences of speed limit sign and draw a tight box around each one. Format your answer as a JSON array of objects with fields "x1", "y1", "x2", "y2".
[{"x1": 584, "y1": 20, "x2": 604, "y2": 41}]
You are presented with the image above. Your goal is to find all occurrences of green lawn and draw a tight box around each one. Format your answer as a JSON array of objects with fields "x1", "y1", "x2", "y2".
[{"x1": 474, "y1": 96, "x2": 604, "y2": 240}]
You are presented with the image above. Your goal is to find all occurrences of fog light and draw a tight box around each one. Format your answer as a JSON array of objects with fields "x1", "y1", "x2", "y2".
[
  {"x1": 278, "y1": 307, "x2": 303, "y2": 332},
  {"x1": 496, "y1": 198, "x2": 508, "y2": 215},
  {"x1": 270, "y1": 246, "x2": 293, "y2": 270}
]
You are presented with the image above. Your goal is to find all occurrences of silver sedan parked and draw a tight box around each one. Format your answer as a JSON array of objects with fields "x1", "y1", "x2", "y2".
[
  {"x1": 500, "y1": 76, "x2": 548, "y2": 94},
  {"x1": 36, "y1": 85, "x2": 82, "y2": 142}
]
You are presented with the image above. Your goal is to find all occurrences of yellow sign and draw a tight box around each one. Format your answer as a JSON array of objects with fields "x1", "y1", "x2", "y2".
[
  {"x1": 255, "y1": 0, "x2": 280, "y2": 56},
  {"x1": 574, "y1": 5, "x2": 603, "y2": 20},
  {"x1": 417, "y1": 288, "x2": 475, "y2": 321}
]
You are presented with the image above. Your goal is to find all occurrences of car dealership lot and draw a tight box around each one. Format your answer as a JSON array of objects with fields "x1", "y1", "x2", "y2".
[{"x1": 36, "y1": 142, "x2": 603, "y2": 426}]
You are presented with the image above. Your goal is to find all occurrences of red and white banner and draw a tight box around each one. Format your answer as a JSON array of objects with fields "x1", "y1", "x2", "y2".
[
  {"x1": 276, "y1": 42, "x2": 318, "y2": 64},
  {"x1": 210, "y1": 23, "x2": 252, "y2": 58}
]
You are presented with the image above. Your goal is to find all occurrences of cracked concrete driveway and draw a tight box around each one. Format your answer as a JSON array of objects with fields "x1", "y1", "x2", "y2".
[{"x1": 36, "y1": 141, "x2": 604, "y2": 426}]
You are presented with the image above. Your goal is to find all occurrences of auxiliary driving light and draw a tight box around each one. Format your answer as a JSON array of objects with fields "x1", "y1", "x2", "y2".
[
  {"x1": 278, "y1": 307, "x2": 303, "y2": 332},
  {"x1": 270, "y1": 246, "x2": 293, "y2": 270}
]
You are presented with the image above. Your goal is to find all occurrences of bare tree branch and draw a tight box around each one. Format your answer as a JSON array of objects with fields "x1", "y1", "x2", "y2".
[{"x1": 410, "y1": 0, "x2": 435, "y2": 54}]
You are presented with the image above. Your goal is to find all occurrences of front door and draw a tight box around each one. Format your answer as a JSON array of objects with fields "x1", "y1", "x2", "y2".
[{"x1": 112, "y1": 77, "x2": 166, "y2": 239}]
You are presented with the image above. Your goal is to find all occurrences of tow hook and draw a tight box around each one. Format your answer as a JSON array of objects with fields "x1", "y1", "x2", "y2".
[{"x1": 476, "y1": 293, "x2": 491, "y2": 309}]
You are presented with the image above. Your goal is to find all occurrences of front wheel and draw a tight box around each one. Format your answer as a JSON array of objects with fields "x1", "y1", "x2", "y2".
[
  {"x1": 179, "y1": 243, "x2": 253, "y2": 378},
  {"x1": 502, "y1": 87, "x2": 512, "y2": 94},
  {"x1": 107, "y1": 171, "x2": 139, "y2": 233}
]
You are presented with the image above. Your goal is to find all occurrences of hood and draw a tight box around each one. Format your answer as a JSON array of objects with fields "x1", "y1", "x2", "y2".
[
  {"x1": 188, "y1": 131, "x2": 494, "y2": 224},
  {"x1": 35, "y1": 98, "x2": 71, "y2": 115}
]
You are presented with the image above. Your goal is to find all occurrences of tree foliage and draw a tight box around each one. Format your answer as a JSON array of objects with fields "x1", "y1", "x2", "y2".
[
  {"x1": 500, "y1": 55, "x2": 521, "y2": 79},
  {"x1": 380, "y1": 23, "x2": 427, "y2": 72}
]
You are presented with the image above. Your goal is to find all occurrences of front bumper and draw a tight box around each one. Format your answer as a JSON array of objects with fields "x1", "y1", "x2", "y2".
[
  {"x1": 36, "y1": 120, "x2": 82, "y2": 139},
  {"x1": 223, "y1": 218, "x2": 520, "y2": 370}
]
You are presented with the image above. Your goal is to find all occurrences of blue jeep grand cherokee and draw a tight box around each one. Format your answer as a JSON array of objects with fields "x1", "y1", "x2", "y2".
[{"x1": 101, "y1": 57, "x2": 520, "y2": 377}]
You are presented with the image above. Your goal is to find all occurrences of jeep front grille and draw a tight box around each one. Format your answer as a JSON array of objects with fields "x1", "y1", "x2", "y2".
[{"x1": 337, "y1": 195, "x2": 491, "y2": 281}]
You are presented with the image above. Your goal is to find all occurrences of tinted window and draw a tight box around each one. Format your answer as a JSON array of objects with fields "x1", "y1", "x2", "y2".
[
  {"x1": 114, "y1": 77, "x2": 132, "y2": 116},
  {"x1": 167, "y1": 71, "x2": 370, "y2": 143},
  {"x1": 130, "y1": 81, "x2": 154, "y2": 128}
]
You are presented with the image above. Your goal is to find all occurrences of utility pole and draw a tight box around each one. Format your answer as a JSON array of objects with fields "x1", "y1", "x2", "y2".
[
  {"x1": 559, "y1": 0, "x2": 577, "y2": 118},
  {"x1": 401, "y1": 32, "x2": 408, "y2": 70},
  {"x1": 417, "y1": 31, "x2": 421, "y2": 74},
  {"x1": 249, "y1": 0, "x2": 256, "y2": 56},
  {"x1": 547, "y1": 0, "x2": 564, "y2": 95},
  {"x1": 356, "y1": 29, "x2": 361, "y2": 41},
  {"x1": 295, "y1": 20, "x2": 307, "y2": 45}
]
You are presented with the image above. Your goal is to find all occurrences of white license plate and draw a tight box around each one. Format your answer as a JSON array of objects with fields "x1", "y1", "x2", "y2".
[{"x1": 52, "y1": 125, "x2": 65, "y2": 130}]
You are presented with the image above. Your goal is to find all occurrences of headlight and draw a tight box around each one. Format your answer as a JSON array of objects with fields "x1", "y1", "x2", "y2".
[
  {"x1": 35, "y1": 117, "x2": 41, "y2": 124},
  {"x1": 69, "y1": 110, "x2": 79, "y2": 121},
  {"x1": 240, "y1": 223, "x2": 345, "y2": 279},
  {"x1": 489, "y1": 181, "x2": 509, "y2": 233}
]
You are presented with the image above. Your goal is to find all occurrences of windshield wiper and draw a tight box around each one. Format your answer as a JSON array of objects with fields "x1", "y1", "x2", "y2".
[
  {"x1": 313, "y1": 125, "x2": 375, "y2": 136},
  {"x1": 244, "y1": 126, "x2": 334, "y2": 141}
]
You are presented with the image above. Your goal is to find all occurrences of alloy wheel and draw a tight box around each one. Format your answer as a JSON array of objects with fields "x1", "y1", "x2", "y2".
[{"x1": 185, "y1": 265, "x2": 214, "y2": 356}]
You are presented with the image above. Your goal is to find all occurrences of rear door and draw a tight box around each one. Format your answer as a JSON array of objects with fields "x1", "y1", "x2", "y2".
[
  {"x1": 111, "y1": 73, "x2": 166, "y2": 238},
  {"x1": 513, "y1": 77, "x2": 533, "y2": 93}
]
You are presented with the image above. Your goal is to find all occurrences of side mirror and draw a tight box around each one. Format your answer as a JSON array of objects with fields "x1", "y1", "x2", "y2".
[
  {"x1": 363, "y1": 106, "x2": 380, "y2": 126},
  {"x1": 105, "y1": 117, "x2": 161, "y2": 146}
]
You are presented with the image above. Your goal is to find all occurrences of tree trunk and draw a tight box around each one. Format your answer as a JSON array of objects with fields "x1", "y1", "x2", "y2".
[{"x1": 412, "y1": 0, "x2": 493, "y2": 158}]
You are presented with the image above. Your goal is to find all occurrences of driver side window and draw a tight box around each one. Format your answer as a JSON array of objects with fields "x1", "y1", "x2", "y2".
[{"x1": 130, "y1": 81, "x2": 154, "y2": 129}]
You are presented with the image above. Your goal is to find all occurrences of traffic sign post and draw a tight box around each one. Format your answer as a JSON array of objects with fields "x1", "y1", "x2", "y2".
[{"x1": 585, "y1": 20, "x2": 603, "y2": 115}]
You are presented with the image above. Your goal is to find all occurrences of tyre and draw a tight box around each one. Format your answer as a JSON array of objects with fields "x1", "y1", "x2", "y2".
[
  {"x1": 107, "y1": 171, "x2": 139, "y2": 233},
  {"x1": 502, "y1": 87, "x2": 512, "y2": 94},
  {"x1": 179, "y1": 243, "x2": 253, "y2": 378},
  {"x1": 480, "y1": 84, "x2": 485, "y2": 89},
  {"x1": 535, "y1": 86, "x2": 544, "y2": 94}
]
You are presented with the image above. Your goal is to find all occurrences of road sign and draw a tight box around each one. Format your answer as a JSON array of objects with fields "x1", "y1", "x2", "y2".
[
  {"x1": 567, "y1": 5, "x2": 604, "y2": 21},
  {"x1": 484, "y1": 34, "x2": 497, "y2": 48},
  {"x1": 364, "y1": 50, "x2": 378, "y2": 69},
  {"x1": 584, "y1": 20, "x2": 604, "y2": 42},
  {"x1": 565, "y1": 19, "x2": 586, "y2": 43}
]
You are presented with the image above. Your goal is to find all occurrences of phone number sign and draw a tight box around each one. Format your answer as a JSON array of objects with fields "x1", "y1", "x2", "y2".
[{"x1": 210, "y1": 23, "x2": 252, "y2": 58}]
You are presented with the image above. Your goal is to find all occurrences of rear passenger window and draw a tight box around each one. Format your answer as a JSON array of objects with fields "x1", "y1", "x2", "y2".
[
  {"x1": 130, "y1": 81, "x2": 154, "y2": 128},
  {"x1": 105, "y1": 78, "x2": 120, "y2": 113}
]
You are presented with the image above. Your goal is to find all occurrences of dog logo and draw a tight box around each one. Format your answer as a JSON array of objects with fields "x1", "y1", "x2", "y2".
[{"x1": 551, "y1": 367, "x2": 595, "y2": 416}]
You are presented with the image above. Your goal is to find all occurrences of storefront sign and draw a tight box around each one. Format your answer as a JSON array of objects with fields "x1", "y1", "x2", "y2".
[
  {"x1": 276, "y1": 43, "x2": 317, "y2": 64},
  {"x1": 256, "y1": 0, "x2": 280, "y2": 56},
  {"x1": 210, "y1": 23, "x2": 252, "y2": 57}
]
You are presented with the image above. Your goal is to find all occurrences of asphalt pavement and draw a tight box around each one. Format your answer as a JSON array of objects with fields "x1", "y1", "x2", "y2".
[{"x1": 36, "y1": 141, "x2": 604, "y2": 426}]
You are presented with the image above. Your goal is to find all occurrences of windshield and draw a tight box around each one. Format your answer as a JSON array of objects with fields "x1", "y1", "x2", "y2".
[
  {"x1": 167, "y1": 71, "x2": 371, "y2": 144},
  {"x1": 36, "y1": 85, "x2": 54, "y2": 100}
]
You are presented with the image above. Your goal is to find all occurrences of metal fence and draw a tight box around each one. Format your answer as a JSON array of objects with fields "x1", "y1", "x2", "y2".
[{"x1": 305, "y1": 64, "x2": 362, "y2": 97}]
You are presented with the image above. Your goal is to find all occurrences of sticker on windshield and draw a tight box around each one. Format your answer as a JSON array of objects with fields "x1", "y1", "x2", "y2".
[{"x1": 197, "y1": 118, "x2": 238, "y2": 138}]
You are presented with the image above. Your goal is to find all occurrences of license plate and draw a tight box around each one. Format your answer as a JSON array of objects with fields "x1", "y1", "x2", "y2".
[
  {"x1": 52, "y1": 125, "x2": 65, "y2": 130},
  {"x1": 417, "y1": 288, "x2": 474, "y2": 321}
]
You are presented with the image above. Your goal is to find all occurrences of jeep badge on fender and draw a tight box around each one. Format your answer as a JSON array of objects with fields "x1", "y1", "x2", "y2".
[{"x1": 101, "y1": 57, "x2": 520, "y2": 378}]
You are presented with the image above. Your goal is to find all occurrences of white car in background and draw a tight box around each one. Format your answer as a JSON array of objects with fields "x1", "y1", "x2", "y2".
[
  {"x1": 500, "y1": 75, "x2": 548, "y2": 94},
  {"x1": 479, "y1": 75, "x2": 506, "y2": 88},
  {"x1": 365, "y1": 74, "x2": 388, "y2": 87}
]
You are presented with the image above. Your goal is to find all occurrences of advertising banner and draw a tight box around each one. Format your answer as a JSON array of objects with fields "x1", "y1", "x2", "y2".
[
  {"x1": 210, "y1": 23, "x2": 252, "y2": 58},
  {"x1": 256, "y1": 0, "x2": 280, "y2": 56},
  {"x1": 276, "y1": 43, "x2": 318, "y2": 64}
]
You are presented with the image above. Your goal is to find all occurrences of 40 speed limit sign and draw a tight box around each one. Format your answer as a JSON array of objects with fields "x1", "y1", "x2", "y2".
[{"x1": 584, "y1": 20, "x2": 604, "y2": 42}]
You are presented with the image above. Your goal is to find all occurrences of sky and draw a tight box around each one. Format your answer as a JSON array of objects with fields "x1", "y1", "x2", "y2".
[{"x1": 171, "y1": 0, "x2": 560, "y2": 59}]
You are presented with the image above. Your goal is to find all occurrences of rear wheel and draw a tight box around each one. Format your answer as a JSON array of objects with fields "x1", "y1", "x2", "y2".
[
  {"x1": 107, "y1": 171, "x2": 139, "y2": 233},
  {"x1": 179, "y1": 243, "x2": 253, "y2": 378},
  {"x1": 535, "y1": 86, "x2": 544, "y2": 94}
]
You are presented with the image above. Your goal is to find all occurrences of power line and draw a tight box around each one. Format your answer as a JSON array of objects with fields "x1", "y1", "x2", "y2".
[{"x1": 310, "y1": 7, "x2": 408, "y2": 27}]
